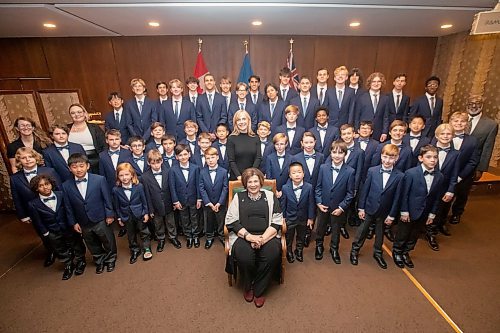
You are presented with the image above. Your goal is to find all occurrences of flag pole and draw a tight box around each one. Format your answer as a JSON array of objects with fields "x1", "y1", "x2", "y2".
[
  {"x1": 244, "y1": 40, "x2": 248, "y2": 54},
  {"x1": 198, "y1": 38, "x2": 203, "y2": 52},
  {"x1": 289, "y1": 38, "x2": 294, "y2": 52}
]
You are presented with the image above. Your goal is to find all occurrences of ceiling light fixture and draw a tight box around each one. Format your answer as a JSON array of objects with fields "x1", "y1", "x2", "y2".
[
  {"x1": 441, "y1": 24, "x2": 453, "y2": 29},
  {"x1": 148, "y1": 21, "x2": 160, "y2": 27},
  {"x1": 43, "y1": 23, "x2": 56, "y2": 29},
  {"x1": 349, "y1": 22, "x2": 361, "y2": 27},
  {"x1": 252, "y1": 20, "x2": 262, "y2": 26}
]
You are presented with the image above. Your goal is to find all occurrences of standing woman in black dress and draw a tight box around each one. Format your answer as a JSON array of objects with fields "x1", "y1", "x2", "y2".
[
  {"x1": 7, "y1": 117, "x2": 52, "y2": 173},
  {"x1": 227, "y1": 110, "x2": 262, "y2": 180}
]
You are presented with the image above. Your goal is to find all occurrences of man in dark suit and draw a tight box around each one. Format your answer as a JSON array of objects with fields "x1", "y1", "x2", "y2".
[
  {"x1": 247, "y1": 75, "x2": 264, "y2": 107},
  {"x1": 159, "y1": 79, "x2": 196, "y2": 141},
  {"x1": 404, "y1": 115, "x2": 431, "y2": 167},
  {"x1": 309, "y1": 107, "x2": 339, "y2": 157},
  {"x1": 258, "y1": 83, "x2": 286, "y2": 135},
  {"x1": 387, "y1": 74, "x2": 410, "y2": 124},
  {"x1": 104, "y1": 92, "x2": 132, "y2": 144},
  {"x1": 184, "y1": 76, "x2": 199, "y2": 108},
  {"x1": 228, "y1": 82, "x2": 257, "y2": 131},
  {"x1": 196, "y1": 74, "x2": 228, "y2": 138},
  {"x1": 279, "y1": 67, "x2": 299, "y2": 106},
  {"x1": 312, "y1": 68, "x2": 329, "y2": 107},
  {"x1": 353, "y1": 72, "x2": 390, "y2": 142},
  {"x1": 409, "y1": 76, "x2": 443, "y2": 138},
  {"x1": 124, "y1": 78, "x2": 158, "y2": 142},
  {"x1": 325, "y1": 66, "x2": 356, "y2": 128},
  {"x1": 290, "y1": 76, "x2": 321, "y2": 130},
  {"x1": 98, "y1": 129, "x2": 132, "y2": 195}
]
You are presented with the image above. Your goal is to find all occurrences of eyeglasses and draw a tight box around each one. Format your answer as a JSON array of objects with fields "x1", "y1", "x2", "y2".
[
  {"x1": 130, "y1": 144, "x2": 144, "y2": 148},
  {"x1": 467, "y1": 102, "x2": 482, "y2": 107},
  {"x1": 18, "y1": 124, "x2": 33, "y2": 129}
]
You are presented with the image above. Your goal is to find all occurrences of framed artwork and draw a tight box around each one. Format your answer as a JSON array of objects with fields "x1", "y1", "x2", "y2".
[
  {"x1": 0, "y1": 90, "x2": 42, "y2": 143},
  {"x1": 37, "y1": 89, "x2": 82, "y2": 127}
]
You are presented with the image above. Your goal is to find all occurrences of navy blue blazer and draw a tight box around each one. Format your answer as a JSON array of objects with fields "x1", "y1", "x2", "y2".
[
  {"x1": 265, "y1": 152, "x2": 292, "y2": 191},
  {"x1": 325, "y1": 146, "x2": 365, "y2": 191},
  {"x1": 311, "y1": 85, "x2": 329, "y2": 107},
  {"x1": 354, "y1": 91, "x2": 390, "y2": 141},
  {"x1": 280, "y1": 180, "x2": 316, "y2": 222},
  {"x1": 325, "y1": 87, "x2": 356, "y2": 127},
  {"x1": 452, "y1": 135, "x2": 479, "y2": 180},
  {"x1": 291, "y1": 151, "x2": 324, "y2": 187},
  {"x1": 62, "y1": 173, "x2": 114, "y2": 227},
  {"x1": 168, "y1": 163, "x2": 200, "y2": 206},
  {"x1": 358, "y1": 165, "x2": 404, "y2": 218},
  {"x1": 279, "y1": 87, "x2": 298, "y2": 106},
  {"x1": 399, "y1": 166, "x2": 444, "y2": 221},
  {"x1": 309, "y1": 124, "x2": 339, "y2": 156},
  {"x1": 386, "y1": 92, "x2": 410, "y2": 124},
  {"x1": 434, "y1": 147, "x2": 460, "y2": 195},
  {"x1": 112, "y1": 183, "x2": 148, "y2": 221},
  {"x1": 43, "y1": 143, "x2": 85, "y2": 182},
  {"x1": 290, "y1": 94, "x2": 321, "y2": 130},
  {"x1": 10, "y1": 167, "x2": 61, "y2": 220},
  {"x1": 228, "y1": 101, "x2": 257, "y2": 132},
  {"x1": 159, "y1": 99, "x2": 196, "y2": 141},
  {"x1": 161, "y1": 153, "x2": 178, "y2": 170},
  {"x1": 124, "y1": 97, "x2": 158, "y2": 142},
  {"x1": 191, "y1": 149, "x2": 208, "y2": 169},
  {"x1": 145, "y1": 140, "x2": 163, "y2": 155},
  {"x1": 199, "y1": 166, "x2": 228, "y2": 206},
  {"x1": 371, "y1": 142, "x2": 412, "y2": 172},
  {"x1": 402, "y1": 133, "x2": 431, "y2": 167},
  {"x1": 274, "y1": 124, "x2": 305, "y2": 155},
  {"x1": 258, "y1": 140, "x2": 274, "y2": 172},
  {"x1": 129, "y1": 154, "x2": 150, "y2": 176},
  {"x1": 142, "y1": 166, "x2": 173, "y2": 216},
  {"x1": 104, "y1": 109, "x2": 132, "y2": 144},
  {"x1": 212, "y1": 141, "x2": 229, "y2": 171},
  {"x1": 246, "y1": 91, "x2": 264, "y2": 107},
  {"x1": 196, "y1": 92, "x2": 228, "y2": 133},
  {"x1": 28, "y1": 191, "x2": 69, "y2": 235},
  {"x1": 355, "y1": 137, "x2": 379, "y2": 181},
  {"x1": 98, "y1": 148, "x2": 132, "y2": 192},
  {"x1": 315, "y1": 163, "x2": 355, "y2": 211},
  {"x1": 257, "y1": 100, "x2": 286, "y2": 135},
  {"x1": 409, "y1": 95, "x2": 443, "y2": 138}
]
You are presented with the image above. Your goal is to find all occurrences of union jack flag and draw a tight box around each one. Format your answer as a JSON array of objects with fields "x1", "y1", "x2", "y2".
[{"x1": 286, "y1": 49, "x2": 300, "y2": 90}]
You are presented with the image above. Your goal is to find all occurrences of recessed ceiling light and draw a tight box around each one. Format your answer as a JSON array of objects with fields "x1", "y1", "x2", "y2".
[
  {"x1": 441, "y1": 24, "x2": 453, "y2": 29},
  {"x1": 148, "y1": 21, "x2": 160, "y2": 27},
  {"x1": 252, "y1": 20, "x2": 262, "y2": 26},
  {"x1": 43, "y1": 23, "x2": 56, "y2": 29},
  {"x1": 349, "y1": 22, "x2": 361, "y2": 27}
]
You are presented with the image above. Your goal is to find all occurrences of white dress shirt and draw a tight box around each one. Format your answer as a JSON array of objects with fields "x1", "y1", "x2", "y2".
[
  {"x1": 40, "y1": 192, "x2": 57, "y2": 212},
  {"x1": 23, "y1": 166, "x2": 38, "y2": 183},
  {"x1": 469, "y1": 113, "x2": 482, "y2": 134},
  {"x1": 453, "y1": 131, "x2": 465, "y2": 150},
  {"x1": 293, "y1": 181, "x2": 303, "y2": 201},
  {"x1": 122, "y1": 185, "x2": 132, "y2": 200},
  {"x1": 76, "y1": 173, "x2": 88, "y2": 199}
]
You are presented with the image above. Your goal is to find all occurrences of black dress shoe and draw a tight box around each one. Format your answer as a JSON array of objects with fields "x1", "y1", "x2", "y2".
[
  {"x1": 340, "y1": 227, "x2": 350, "y2": 239},
  {"x1": 393, "y1": 253, "x2": 405, "y2": 268},
  {"x1": 373, "y1": 255, "x2": 387, "y2": 269},
  {"x1": 449, "y1": 214, "x2": 461, "y2": 225},
  {"x1": 193, "y1": 237, "x2": 201, "y2": 248},
  {"x1": 118, "y1": 228, "x2": 127, "y2": 237},
  {"x1": 130, "y1": 252, "x2": 140, "y2": 264},
  {"x1": 303, "y1": 234, "x2": 311, "y2": 248},
  {"x1": 384, "y1": 228, "x2": 394, "y2": 242},
  {"x1": 402, "y1": 253, "x2": 414, "y2": 268},
  {"x1": 74, "y1": 261, "x2": 86, "y2": 275},
  {"x1": 62, "y1": 263, "x2": 74, "y2": 280},
  {"x1": 170, "y1": 238, "x2": 182, "y2": 249},
  {"x1": 325, "y1": 225, "x2": 332, "y2": 236},
  {"x1": 106, "y1": 262, "x2": 115, "y2": 272},
  {"x1": 44, "y1": 252, "x2": 56, "y2": 267},
  {"x1": 426, "y1": 234, "x2": 440, "y2": 251},
  {"x1": 294, "y1": 249, "x2": 304, "y2": 262},
  {"x1": 315, "y1": 245, "x2": 324, "y2": 260},
  {"x1": 366, "y1": 228, "x2": 375, "y2": 240},
  {"x1": 330, "y1": 249, "x2": 341, "y2": 264},
  {"x1": 350, "y1": 252, "x2": 358, "y2": 265},
  {"x1": 96, "y1": 264, "x2": 105, "y2": 274},
  {"x1": 186, "y1": 239, "x2": 193, "y2": 249},
  {"x1": 157, "y1": 240, "x2": 165, "y2": 252},
  {"x1": 205, "y1": 239, "x2": 214, "y2": 249},
  {"x1": 439, "y1": 225, "x2": 451, "y2": 236},
  {"x1": 286, "y1": 251, "x2": 295, "y2": 263}
]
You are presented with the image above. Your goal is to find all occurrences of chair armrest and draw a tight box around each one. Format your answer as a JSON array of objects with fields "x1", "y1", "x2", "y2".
[{"x1": 224, "y1": 225, "x2": 230, "y2": 256}]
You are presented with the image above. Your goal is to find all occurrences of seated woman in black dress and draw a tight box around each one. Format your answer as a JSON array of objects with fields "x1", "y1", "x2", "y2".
[
  {"x1": 225, "y1": 168, "x2": 283, "y2": 308},
  {"x1": 7, "y1": 117, "x2": 52, "y2": 173},
  {"x1": 227, "y1": 110, "x2": 262, "y2": 180}
]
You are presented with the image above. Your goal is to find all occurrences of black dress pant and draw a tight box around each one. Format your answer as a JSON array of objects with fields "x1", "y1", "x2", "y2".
[
  {"x1": 81, "y1": 220, "x2": 117, "y2": 265},
  {"x1": 451, "y1": 175, "x2": 474, "y2": 216},
  {"x1": 232, "y1": 237, "x2": 281, "y2": 297},
  {"x1": 46, "y1": 230, "x2": 86, "y2": 265},
  {"x1": 433, "y1": 199, "x2": 451, "y2": 229},
  {"x1": 204, "y1": 206, "x2": 226, "y2": 241},
  {"x1": 393, "y1": 217, "x2": 426, "y2": 255},
  {"x1": 351, "y1": 214, "x2": 384, "y2": 257},
  {"x1": 285, "y1": 220, "x2": 306, "y2": 251},
  {"x1": 125, "y1": 215, "x2": 151, "y2": 254},
  {"x1": 153, "y1": 212, "x2": 177, "y2": 240},
  {"x1": 179, "y1": 204, "x2": 199, "y2": 239},
  {"x1": 315, "y1": 210, "x2": 344, "y2": 251}
]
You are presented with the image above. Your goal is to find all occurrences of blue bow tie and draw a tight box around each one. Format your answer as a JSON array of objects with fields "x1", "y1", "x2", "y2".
[
  {"x1": 424, "y1": 170, "x2": 435, "y2": 176},
  {"x1": 180, "y1": 167, "x2": 190, "y2": 172},
  {"x1": 380, "y1": 168, "x2": 392, "y2": 174},
  {"x1": 293, "y1": 186, "x2": 303, "y2": 191},
  {"x1": 152, "y1": 172, "x2": 162, "y2": 176},
  {"x1": 331, "y1": 166, "x2": 341, "y2": 172},
  {"x1": 304, "y1": 154, "x2": 316, "y2": 160},
  {"x1": 286, "y1": 127, "x2": 296, "y2": 132},
  {"x1": 56, "y1": 145, "x2": 69, "y2": 151},
  {"x1": 187, "y1": 140, "x2": 196, "y2": 146},
  {"x1": 347, "y1": 147, "x2": 355, "y2": 152},
  {"x1": 260, "y1": 141, "x2": 268, "y2": 145},
  {"x1": 75, "y1": 178, "x2": 87, "y2": 184},
  {"x1": 155, "y1": 143, "x2": 161, "y2": 148},
  {"x1": 163, "y1": 155, "x2": 175, "y2": 161},
  {"x1": 209, "y1": 169, "x2": 217, "y2": 174},
  {"x1": 277, "y1": 156, "x2": 285, "y2": 160},
  {"x1": 217, "y1": 142, "x2": 226, "y2": 147},
  {"x1": 133, "y1": 156, "x2": 145, "y2": 163},
  {"x1": 108, "y1": 150, "x2": 120, "y2": 156},
  {"x1": 454, "y1": 134, "x2": 465, "y2": 139},
  {"x1": 358, "y1": 138, "x2": 369, "y2": 144},
  {"x1": 43, "y1": 196, "x2": 56, "y2": 202},
  {"x1": 123, "y1": 187, "x2": 132, "y2": 191},
  {"x1": 24, "y1": 170, "x2": 37, "y2": 176},
  {"x1": 438, "y1": 147, "x2": 451, "y2": 153},
  {"x1": 317, "y1": 127, "x2": 327, "y2": 132},
  {"x1": 409, "y1": 135, "x2": 421, "y2": 140}
]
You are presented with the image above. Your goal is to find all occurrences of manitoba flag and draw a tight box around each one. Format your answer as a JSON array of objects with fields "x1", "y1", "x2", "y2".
[
  {"x1": 286, "y1": 49, "x2": 300, "y2": 90},
  {"x1": 194, "y1": 50, "x2": 209, "y2": 94}
]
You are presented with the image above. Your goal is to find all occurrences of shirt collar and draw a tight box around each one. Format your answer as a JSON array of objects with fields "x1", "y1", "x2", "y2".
[
  {"x1": 421, "y1": 164, "x2": 434, "y2": 174},
  {"x1": 54, "y1": 142, "x2": 68, "y2": 148},
  {"x1": 425, "y1": 92, "x2": 435, "y2": 99},
  {"x1": 114, "y1": 107, "x2": 123, "y2": 113},
  {"x1": 135, "y1": 96, "x2": 145, "y2": 103},
  {"x1": 293, "y1": 181, "x2": 304, "y2": 189},
  {"x1": 369, "y1": 89, "x2": 379, "y2": 96},
  {"x1": 332, "y1": 162, "x2": 343, "y2": 169},
  {"x1": 23, "y1": 166, "x2": 37, "y2": 173},
  {"x1": 39, "y1": 191, "x2": 55, "y2": 200},
  {"x1": 75, "y1": 172, "x2": 88, "y2": 181},
  {"x1": 209, "y1": 165, "x2": 218, "y2": 171}
]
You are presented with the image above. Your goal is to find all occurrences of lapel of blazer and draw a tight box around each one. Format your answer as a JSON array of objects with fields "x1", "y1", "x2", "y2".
[
  {"x1": 381, "y1": 170, "x2": 397, "y2": 194},
  {"x1": 54, "y1": 191, "x2": 63, "y2": 212},
  {"x1": 35, "y1": 197, "x2": 54, "y2": 214},
  {"x1": 332, "y1": 165, "x2": 346, "y2": 190}
]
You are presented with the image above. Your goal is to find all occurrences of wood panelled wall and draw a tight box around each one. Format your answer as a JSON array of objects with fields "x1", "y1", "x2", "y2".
[{"x1": 0, "y1": 35, "x2": 437, "y2": 119}]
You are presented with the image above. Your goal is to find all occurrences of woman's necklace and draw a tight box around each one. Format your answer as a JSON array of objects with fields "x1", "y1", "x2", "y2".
[{"x1": 248, "y1": 191, "x2": 262, "y2": 201}]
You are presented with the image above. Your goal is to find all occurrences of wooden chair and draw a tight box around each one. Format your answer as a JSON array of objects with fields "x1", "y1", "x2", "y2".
[{"x1": 224, "y1": 179, "x2": 287, "y2": 287}]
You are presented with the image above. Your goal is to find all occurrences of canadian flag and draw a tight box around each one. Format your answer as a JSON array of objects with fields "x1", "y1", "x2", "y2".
[{"x1": 194, "y1": 50, "x2": 209, "y2": 94}]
